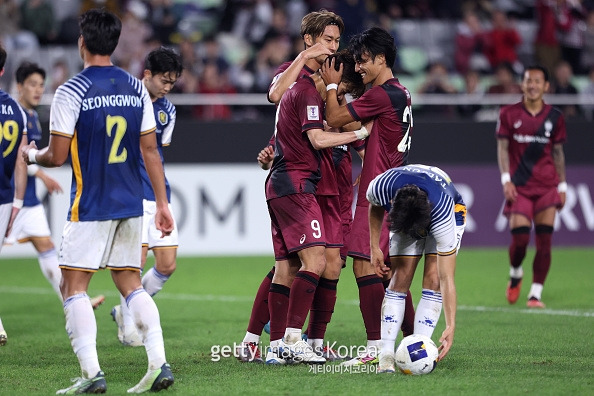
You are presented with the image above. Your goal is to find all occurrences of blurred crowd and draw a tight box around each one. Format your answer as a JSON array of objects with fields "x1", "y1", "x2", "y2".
[{"x1": 1, "y1": 0, "x2": 594, "y2": 120}]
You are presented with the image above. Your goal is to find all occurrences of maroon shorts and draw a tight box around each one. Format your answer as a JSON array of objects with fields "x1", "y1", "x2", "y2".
[
  {"x1": 503, "y1": 185, "x2": 562, "y2": 220},
  {"x1": 268, "y1": 194, "x2": 326, "y2": 260},
  {"x1": 347, "y1": 203, "x2": 390, "y2": 262},
  {"x1": 317, "y1": 195, "x2": 342, "y2": 249}
]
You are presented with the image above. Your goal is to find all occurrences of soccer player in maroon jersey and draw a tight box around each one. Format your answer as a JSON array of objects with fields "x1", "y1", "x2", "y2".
[
  {"x1": 497, "y1": 65, "x2": 567, "y2": 309},
  {"x1": 236, "y1": 10, "x2": 344, "y2": 363},
  {"x1": 321, "y1": 26, "x2": 415, "y2": 366}
]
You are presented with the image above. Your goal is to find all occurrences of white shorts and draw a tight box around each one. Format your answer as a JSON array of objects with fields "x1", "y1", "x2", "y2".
[
  {"x1": 141, "y1": 199, "x2": 178, "y2": 249},
  {"x1": 59, "y1": 217, "x2": 142, "y2": 271},
  {"x1": 0, "y1": 203, "x2": 12, "y2": 251},
  {"x1": 5, "y1": 204, "x2": 51, "y2": 244},
  {"x1": 389, "y1": 224, "x2": 465, "y2": 257}
]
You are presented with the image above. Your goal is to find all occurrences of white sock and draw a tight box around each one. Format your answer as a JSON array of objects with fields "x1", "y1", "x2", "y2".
[
  {"x1": 242, "y1": 332, "x2": 260, "y2": 344},
  {"x1": 367, "y1": 339, "x2": 381, "y2": 357},
  {"x1": 270, "y1": 339, "x2": 280, "y2": 348},
  {"x1": 283, "y1": 327, "x2": 301, "y2": 344},
  {"x1": 38, "y1": 249, "x2": 62, "y2": 301},
  {"x1": 414, "y1": 289, "x2": 442, "y2": 337},
  {"x1": 119, "y1": 293, "x2": 136, "y2": 335},
  {"x1": 510, "y1": 266, "x2": 523, "y2": 279},
  {"x1": 0, "y1": 317, "x2": 5, "y2": 332},
  {"x1": 528, "y1": 283, "x2": 544, "y2": 300},
  {"x1": 126, "y1": 288, "x2": 167, "y2": 370},
  {"x1": 141, "y1": 267, "x2": 170, "y2": 297},
  {"x1": 64, "y1": 293, "x2": 101, "y2": 378},
  {"x1": 307, "y1": 338, "x2": 323, "y2": 350},
  {"x1": 380, "y1": 290, "x2": 406, "y2": 357}
]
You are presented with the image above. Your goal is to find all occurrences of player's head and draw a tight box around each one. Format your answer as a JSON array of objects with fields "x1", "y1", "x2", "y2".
[
  {"x1": 331, "y1": 49, "x2": 365, "y2": 99},
  {"x1": 79, "y1": 9, "x2": 122, "y2": 56},
  {"x1": 16, "y1": 62, "x2": 46, "y2": 108},
  {"x1": 388, "y1": 185, "x2": 432, "y2": 240},
  {"x1": 521, "y1": 64, "x2": 549, "y2": 102},
  {"x1": 348, "y1": 27, "x2": 397, "y2": 84},
  {"x1": 0, "y1": 45, "x2": 6, "y2": 75},
  {"x1": 143, "y1": 47, "x2": 183, "y2": 99},
  {"x1": 301, "y1": 10, "x2": 343, "y2": 54}
]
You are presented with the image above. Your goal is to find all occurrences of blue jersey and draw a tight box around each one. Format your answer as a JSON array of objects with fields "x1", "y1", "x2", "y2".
[
  {"x1": 10, "y1": 108, "x2": 42, "y2": 207},
  {"x1": 49, "y1": 66, "x2": 156, "y2": 221},
  {"x1": 140, "y1": 96, "x2": 175, "y2": 202},
  {"x1": 0, "y1": 90, "x2": 27, "y2": 205},
  {"x1": 366, "y1": 164, "x2": 466, "y2": 254}
]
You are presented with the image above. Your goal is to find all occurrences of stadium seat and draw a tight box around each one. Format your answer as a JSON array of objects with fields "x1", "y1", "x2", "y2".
[
  {"x1": 399, "y1": 47, "x2": 429, "y2": 75},
  {"x1": 393, "y1": 19, "x2": 424, "y2": 47}
]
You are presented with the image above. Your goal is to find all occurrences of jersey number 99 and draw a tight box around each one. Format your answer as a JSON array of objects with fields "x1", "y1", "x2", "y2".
[{"x1": 1, "y1": 120, "x2": 20, "y2": 158}]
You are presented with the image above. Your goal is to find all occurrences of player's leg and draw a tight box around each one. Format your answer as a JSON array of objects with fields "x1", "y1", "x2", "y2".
[
  {"x1": 528, "y1": 205, "x2": 557, "y2": 308},
  {"x1": 415, "y1": 253, "x2": 443, "y2": 337},
  {"x1": 30, "y1": 236, "x2": 62, "y2": 299},
  {"x1": 506, "y1": 211, "x2": 532, "y2": 304},
  {"x1": 0, "y1": 317, "x2": 6, "y2": 346}
]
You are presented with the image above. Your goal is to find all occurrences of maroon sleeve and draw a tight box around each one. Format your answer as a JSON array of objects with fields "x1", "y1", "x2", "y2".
[
  {"x1": 347, "y1": 86, "x2": 389, "y2": 122},
  {"x1": 296, "y1": 88, "x2": 325, "y2": 134},
  {"x1": 496, "y1": 105, "x2": 512, "y2": 139},
  {"x1": 553, "y1": 112, "x2": 567, "y2": 144}
]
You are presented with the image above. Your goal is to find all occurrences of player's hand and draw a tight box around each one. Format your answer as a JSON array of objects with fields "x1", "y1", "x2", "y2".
[
  {"x1": 503, "y1": 182, "x2": 517, "y2": 203},
  {"x1": 39, "y1": 173, "x2": 63, "y2": 194},
  {"x1": 21, "y1": 141, "x2": 38, "y2": 165},
  {"x1": 303, "y1": 43, "x2": 333, "y2": 61},
  {"x1": 320, "y1": 56, "x2": 342, "y2": 86},
  {"x1": 371, "y1": 247, "x2": 389, "y2": 277},
  {"x1": 155, "y1": 205, "x2": 174, "y2": 238},
  {"x1": 438, "y1": 326, "x2": 454, "y2": 360},
  {"x1": 257, "y1": 145, "x2": 274, "y2": 170}
]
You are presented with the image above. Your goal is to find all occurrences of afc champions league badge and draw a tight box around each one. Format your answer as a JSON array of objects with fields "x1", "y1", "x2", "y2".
[
  {"x1": 158, "y1": 110, "x2": 168, "y2": 125},
  {"x1": 544, "y1": 119, "x2": 552, "y2": 138}
]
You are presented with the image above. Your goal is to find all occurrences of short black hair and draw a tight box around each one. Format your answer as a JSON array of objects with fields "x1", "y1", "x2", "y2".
[
  {"x1": 328, "y1": 49, "x2": 364, "y2": 98},
  {"x1": 348, "y1": 27, "x2": 397, "y2": 69},
  {"x1": 0, "y1": 45, "x2": 6, "y2": 70},
  {"x1": 16, "y1": 62, "x2": 46, "y2": 84},
  {"x1": 388, "y1": 185, "x2": 432, "y2": 240},
  {"x1": 144, "y1": 47, "x2": 183, "y2": 78},
  {"x1": 524, "y1": 64, "x2": 549, "y2": 82},
  {"x1": 79, "y1": 9, "x2": 122, "y2": 56}
]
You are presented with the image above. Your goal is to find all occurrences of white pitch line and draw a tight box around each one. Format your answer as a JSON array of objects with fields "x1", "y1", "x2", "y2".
[{"x1": 1, "y1": 286, "x2": 593, "y2": 318}]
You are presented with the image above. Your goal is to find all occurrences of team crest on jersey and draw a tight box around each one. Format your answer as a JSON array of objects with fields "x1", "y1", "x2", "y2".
[
  {"x1": 544, "y1": 120, "x2": 552, "y2": 137},
  {"x1": 158, "y1": 110, "x2": 168, "y2": 125},
  {"x1": 513, "y1": 120, "x2": 522, "y2": 129},
  {"x1": 307, "y1": 106, "x2": 319, "y2": 120}
]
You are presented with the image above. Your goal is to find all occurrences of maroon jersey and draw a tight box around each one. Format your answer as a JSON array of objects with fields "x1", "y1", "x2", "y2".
[
  {"x1": 265, "y1": 76, "x2": 324, "y2": 200},
  {"x1": 346, "y1": 78, "x2": 413, "y2": 206},
  {"x1": 267, "y1": 61, "x2": 315, "y2": 103},
  {"x1": 496, "y1": 102, "x2": 566, "y2": 190}
]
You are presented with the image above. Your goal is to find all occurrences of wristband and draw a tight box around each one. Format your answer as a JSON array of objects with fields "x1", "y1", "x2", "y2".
[
  {"x1": 557, "y1": 181, "x2": 567, "y2": 193},
  {"x1": 27, "y1": 164, "x2": 40, "y2": 176},
  {"x1": 326, "y1": 83, "x2": 338, "y2": 92},
  {"x1": 28, "y1": 149, "x2": 38, "y2": 164},
  {"x1": 354, "y1": 126, "x2": 369, "y2": 140},
  {"x1": 500, "y1": 172, "x2": 511, "y2": 185},
  {"x1": 13, "y1": 198, "x2": 23, "y2": 209}
]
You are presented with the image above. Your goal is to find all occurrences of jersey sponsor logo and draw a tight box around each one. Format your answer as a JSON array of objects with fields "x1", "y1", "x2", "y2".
[
  {"x1": 81, "y1": 95, "x2": 142, "y2": 111},
  {"x1": 512, "y1": 133, "x2": 550, "y2": 144},
  {"x1": 300, "y1": 234, "x2": 306, "y2": 244},
  {"x1": 158, "y1": 110, "x2": 168, "y2": 125},
  {"x1": 513, "y1": 120, "x2": 522, "y2": 129},
  {"x1": 307, "y1": 106, "x2": 319, "y2": 121}
]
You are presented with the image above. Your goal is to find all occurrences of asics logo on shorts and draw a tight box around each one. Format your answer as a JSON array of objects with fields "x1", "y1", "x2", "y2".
[{"x1": 300, "y1": 234, "x2": 306, "y2": 244}]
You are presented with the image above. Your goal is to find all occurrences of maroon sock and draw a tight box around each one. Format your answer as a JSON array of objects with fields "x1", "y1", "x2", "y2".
[
  {"x1": 533, "y1": 225, "x2": 553, "y2": 285},
  {"x1": 356, "y1": 274, "x2": 384, "y2": 340},
  {"x1": 307, "y1": 278, "x2": 338, "y2": 340},
  {"x1": 401, "y1": 290, "x2": 415, "y2": 337},
  {"x1": 246, "y1": 267, "x2": 275, "y2": 335},
  {"x1": 268, "y1": 283, "x2": 290, "y2": 342},
  {"x1": 510, "y1": 227, "x2": 531, "y2": 268},
  {"x1": 286, "y1": 271, "x2": 319, "y2": 330}
]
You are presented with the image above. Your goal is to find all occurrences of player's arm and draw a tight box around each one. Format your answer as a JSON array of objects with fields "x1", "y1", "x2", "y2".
[
  {"x1": 436, "y1": 253, "x2": 457, "y2": 360},
  {"x1": 22, "y1": 134, "x2": 70, "y2": 167},
  {"x1": 306, "y1": 126, "x2": 368, "y2": 150},
  {"x1": 496, "y1": 137, "x2": 517, "y2": 203},
  {"x1": 141, "y1": 131, "x2": 174, "y2": 237},
  {"x1": 552, "y1": 142, "x2": 567, "y2": 208},
  {"x1": 8, "y1": 136, "x2": 29, "y2": 237},
  {"x1": 268, "y1": 43, "x2": 332, "y2": 104},
  {"x1": 320, "y1": 58, "x2": 356, "y2": 128},
  {"x1": 28, "y1": 166, "x2": 63, "y2": 194},
  {"x1": 369, "y1": 204, "x2": 389, "y2": 277}
]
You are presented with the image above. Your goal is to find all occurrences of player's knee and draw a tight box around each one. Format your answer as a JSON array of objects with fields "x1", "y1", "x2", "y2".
[
  {"x1": 155, "y1": 260, "x2": 176, "y2": 276},
  {"x1": 511, "y1": 226, "x2": 531, "y2": 248},
  {"x1": 534, "y1": 225, "x2": 553, "y2": 251}
]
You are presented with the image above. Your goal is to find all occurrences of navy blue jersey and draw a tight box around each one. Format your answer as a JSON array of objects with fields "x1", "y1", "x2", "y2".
[
  {"x1": 0, "y1": 90, "x2": 27, "y2": 205},
  {"x1": 140, "y1": 96, "x2": 175, "y2": 202},
  {"x1": 11, "y1": 108, "x2": 42, "y2": 206},
  {"x1": 49, "y1": 66, "x2": 156, "y2": 221}
]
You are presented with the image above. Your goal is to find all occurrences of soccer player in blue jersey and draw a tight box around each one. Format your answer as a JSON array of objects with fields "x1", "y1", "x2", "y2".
[
  {"x1": 0, "y1": 44, "x2": 29, "y2": 347},
  {"x1": 366, "y1": 165, "x2": 466, "y2": 372},
  {"x1": 6, "y1": 62, "x2": 106, "y2": 309},
  {"x1": 111, "y1": 46, "x2": 183, "y2": 348},
  {"x1": 21, "y1": 10, "x2": 174, "y2": 393}
]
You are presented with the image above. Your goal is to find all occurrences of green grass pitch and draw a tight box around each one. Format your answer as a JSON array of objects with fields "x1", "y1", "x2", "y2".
[{"x1": 1, "y1": 247, "x2": 593, "y2": 395}]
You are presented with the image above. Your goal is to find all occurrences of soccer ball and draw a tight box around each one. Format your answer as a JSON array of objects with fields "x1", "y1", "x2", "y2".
[{"x1": 395, "y1": 334, "x2": 439, "y2": 375}]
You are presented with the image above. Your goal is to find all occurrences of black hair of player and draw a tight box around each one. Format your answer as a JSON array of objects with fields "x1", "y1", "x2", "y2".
[
  {"x1": 145, "y1": 47, "x2": 184, "y2": 78},
  {"x1": 348, "y1": 27, "x2": 397, "y2": 69},
  {"x1": 523, "y1": 65, "x2": 549, "y2": 82},
  {"x1": 0, "y1": 45, "x2": 6, "y2": 70},
  {"x1": 79, "y1": 9, "x2": 122, "y2": 56},
  {"x1": 330, "y1": 49, "x2": 365, "y2": 98},
  {"x1": 388, "y1": 185, "x2": 432, "y2": 240},
  {"x1": 16, "y1": 62, "x2": 46, "y2": 84}
]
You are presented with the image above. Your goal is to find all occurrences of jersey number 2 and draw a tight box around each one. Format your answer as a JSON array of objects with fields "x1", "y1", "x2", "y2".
[{"x1": 106, "y1": 115, "x2": 127, "y2": 164}]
